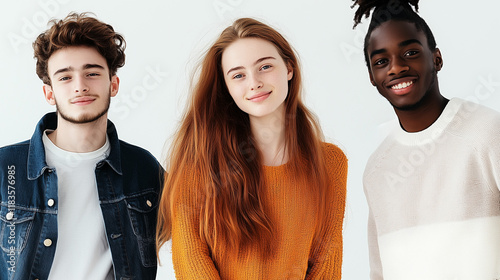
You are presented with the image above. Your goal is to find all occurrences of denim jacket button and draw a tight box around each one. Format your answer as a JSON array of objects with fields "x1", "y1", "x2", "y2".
[
  {"x1": 146, "y1": 200, "x2": 152, "y2": 207},
  {"x1": 43, "y1": 239, "x2": 53, "y2": 247},
  {"x1": 47, "y1": 199, "x2": 55, "y2": 207},
  {"x1": 5, "y1": 211, "x2": 14, "y2": 221}
]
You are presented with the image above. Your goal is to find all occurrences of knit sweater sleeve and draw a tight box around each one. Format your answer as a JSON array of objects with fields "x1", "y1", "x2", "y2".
[
  {"x1": 487, "y1": 115, "x2": 500, "y2": 192},
  {"x1": 367, "y1": 208, "x2": 383, "y2": 280},
  {"x1": 306, "y1": 143, "x2": 348, "y2": 279},
  {"x1": 171, "y1": 168, "x2": 221, "y2": 280}
]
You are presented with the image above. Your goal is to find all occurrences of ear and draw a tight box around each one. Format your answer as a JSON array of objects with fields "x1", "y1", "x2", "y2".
[
  {"x1": 368, "y1": 71, "x2": 376, "y2": 86},
  {"x1": 43, "y1": 84, "x2": 56, "y2": 105},
  {"x1": 287, "y1": 66, "x2": 293, "y2": 81},
  {"x1": 110, "y1": 75, "x2": 120, "y2": 97},
  {"x1": 433, "y1": 48, "x2": 443, "y2": 72}
]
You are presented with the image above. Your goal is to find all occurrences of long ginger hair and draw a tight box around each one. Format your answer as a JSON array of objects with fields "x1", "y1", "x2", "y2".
[{"x1": 157, "y1": 17, "x2": 329, "y2": 257}]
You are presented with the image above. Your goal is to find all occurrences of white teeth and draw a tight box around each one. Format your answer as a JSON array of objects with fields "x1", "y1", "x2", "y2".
[{"x1": 392, "y1": 80, "x2": 413, "y2": 90}]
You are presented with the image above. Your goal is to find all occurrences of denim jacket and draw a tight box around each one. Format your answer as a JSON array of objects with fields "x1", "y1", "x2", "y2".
[{"x1": 0, "y1": 113, "x2": 163, "y2": 280}]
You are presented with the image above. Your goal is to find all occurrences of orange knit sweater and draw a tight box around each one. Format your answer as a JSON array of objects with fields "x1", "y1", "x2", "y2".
[{"x1": 171, "y1": 143, "x2": 347, "y2": 279}]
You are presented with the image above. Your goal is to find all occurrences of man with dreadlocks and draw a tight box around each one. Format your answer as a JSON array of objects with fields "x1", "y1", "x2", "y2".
[{"x1": 352, "y1": 0, "x2": 500, "y2": 279}]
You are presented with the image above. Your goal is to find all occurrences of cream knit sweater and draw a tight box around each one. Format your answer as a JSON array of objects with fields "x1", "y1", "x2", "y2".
[{"x1": 364, "y1": 98, "x2": 500, "y2": 280}]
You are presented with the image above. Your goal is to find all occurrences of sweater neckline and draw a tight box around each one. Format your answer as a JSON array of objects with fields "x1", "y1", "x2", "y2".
[
  {"x1": 263, "y1": 159, "x2": 291, "y2": 170},
  {"x1": 393, "y1": 98, "x2": 463, "y2": 146}
]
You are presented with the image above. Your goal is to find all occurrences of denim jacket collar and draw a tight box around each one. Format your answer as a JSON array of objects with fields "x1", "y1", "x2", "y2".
[{"x1": 27, "y1": 112, "x2": 123, "y2": 180}]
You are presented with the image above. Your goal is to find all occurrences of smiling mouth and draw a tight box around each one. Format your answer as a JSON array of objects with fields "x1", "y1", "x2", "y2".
[
  {"x1": 391, "y1": 80, "x2": 413, "y2": 90},
  {"x1": 71, "y1": 96, "x2": 96, "y2": 105},
  {"x1": 248, "y1": 91, "x2": 272, "y2": 101}
]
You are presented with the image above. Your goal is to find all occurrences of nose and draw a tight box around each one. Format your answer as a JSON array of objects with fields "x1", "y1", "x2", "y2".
[
  {"x1": 74, "y1": 76, "x2": 89, "y2": 93},
  {"x1": 249, "y1": 74, "x2": 263, "y2": 90},
  {"x1": 388, "y1": 57, "x2": 409, "y2": 76}
]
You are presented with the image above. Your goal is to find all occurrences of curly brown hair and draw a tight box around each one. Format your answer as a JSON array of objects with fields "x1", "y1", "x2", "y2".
[{"x1": 33, "y1": 12, "x2": 126, "y2": 85}]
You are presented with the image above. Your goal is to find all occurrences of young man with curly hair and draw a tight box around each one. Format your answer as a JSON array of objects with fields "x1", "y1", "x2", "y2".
[{"x1": 0, "y1": 13, "x2": 163, "y2": 280}]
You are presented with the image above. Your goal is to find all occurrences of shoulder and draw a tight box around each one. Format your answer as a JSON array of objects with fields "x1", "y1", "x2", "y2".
[
  {"x1": 0, "y1": 139, "x2": 30, "y2": 151},
  {"x1": 118, "y1": 140, "x2": 164, "y2": 174},
  {"x1": 0, "y1": 140, "x2": 30, "y2": 162},
  {"x1": 320, "y1": 142, "x2": 348, "y2": 180},
  {"x1": 365, "y1": 131, "x2": 397, "y2": 164},
  {"x1": 362, "y1": 132, "x2": 399, "y2": 186},
  {"x1": 449, "y1": 99, "x2": 500, "y2": 143},
  {"x1": 320, "y1": 142, "x2": 347, "y2": 165},
  {"x1": 119, "y1": 140, "x2": 159, "y2": 162},
  {"x1": 452, "y1": 98, "x2": 500, "y2": 128}
]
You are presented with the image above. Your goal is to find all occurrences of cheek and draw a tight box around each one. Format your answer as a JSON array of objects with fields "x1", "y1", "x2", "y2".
[
  {"x1": 274, "y1": 73, "x2": 290, "y2": 92},
  {"x1": 372, "y1": 69, "x2": 385, "y2": 83},
  {"x1": 50, "y1": 85, "x2": 65, "y2": 97},
  {"x1": 226, "y1": 83, "x2": 243, "y2": 103},
  {"x1": 228, "y1": 77, "x2": 247, "y2": 93}
]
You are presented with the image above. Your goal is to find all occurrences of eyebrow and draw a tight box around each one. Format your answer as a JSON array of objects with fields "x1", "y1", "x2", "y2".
[
  {"x1": 53, "y1": 63, "x2": 105, "y2": 76},
  {"x1": 226, "y1": 56, "x2": 276, "y2": 76},
  {"x1": 369, "y1": 39, "x2": 423, "y2": 59}
]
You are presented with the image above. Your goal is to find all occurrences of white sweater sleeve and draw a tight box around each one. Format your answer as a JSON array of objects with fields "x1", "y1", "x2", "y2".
[{"x1": 367, "y1": 209, "x2": 384, "y2": 280}]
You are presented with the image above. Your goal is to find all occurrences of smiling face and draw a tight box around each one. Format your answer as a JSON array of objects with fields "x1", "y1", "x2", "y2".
[
  {"x1": 43, "y1": 45, "x2": 119, "y2": 124},
  {"x1": 221, "y1": 38, "x2": 293, "y2": 120},
  {"x1": 367, "y1": 20, "x2": 442, "y2": 110}
]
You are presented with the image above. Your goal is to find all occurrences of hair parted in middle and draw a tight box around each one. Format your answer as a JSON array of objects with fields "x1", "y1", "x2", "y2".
[
  {"x1": 157, "y1": 17, "x2": 329, "y2": 257},
  {"x1": 33, "y1": 12, "x2": 126, "y2": 85},
  {"x1": 351, "y1": 0, "x2": 437, "y2": 68}
]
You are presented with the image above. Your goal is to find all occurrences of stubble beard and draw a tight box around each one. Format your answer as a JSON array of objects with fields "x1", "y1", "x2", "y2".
[{"x1": 55, "y1": 91, "x2": 111, "y2": 124}]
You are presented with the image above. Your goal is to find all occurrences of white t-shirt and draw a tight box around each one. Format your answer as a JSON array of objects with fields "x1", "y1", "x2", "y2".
[
  {"x1": 43, "y1": 131, "x2": 114, "y2": 280},
  {"x1": 364, "y1": 98, "x2": 500, "y2": 280}
]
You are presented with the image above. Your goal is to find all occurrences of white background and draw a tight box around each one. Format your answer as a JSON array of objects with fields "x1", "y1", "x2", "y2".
[{"x1": 1, "y1": 0, "x2": 499, "y2": 279}]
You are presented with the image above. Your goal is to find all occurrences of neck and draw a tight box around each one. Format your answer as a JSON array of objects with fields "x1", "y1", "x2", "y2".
[
  {"x1": 394, "y1": 90, "x2": 449, "y2": 133},
  {"x1": 48, "y1": 114, "x2": 108, "y2": 153},
  {"x1": 250, "y1": 105, "x2": 288, "y2": 166}
]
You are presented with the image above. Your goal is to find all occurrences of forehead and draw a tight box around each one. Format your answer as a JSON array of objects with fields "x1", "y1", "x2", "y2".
[
  {"x1": 47, "y1": 46, "x2": 109, "y2": 74},
  {"x1": 221, "y1": 38, "x2": 283, "y2": 69},
  {"x1": 368, "y1": 20, "x2": 429, "y2": 53}
]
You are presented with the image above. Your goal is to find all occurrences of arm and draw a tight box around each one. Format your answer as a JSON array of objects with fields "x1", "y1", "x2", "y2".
[
  {"x1": 367, "y1": 209, "x2": 384, "y2": 280},
  {"x1": 306, "y1": 145, "x2": 347, "y2": 279},
  {"x1": 490, "y1": 124, "x2": 500, "y2": 192},
  {"x1": 170, "y1": 172, "x2": 221, "y2": 280}
]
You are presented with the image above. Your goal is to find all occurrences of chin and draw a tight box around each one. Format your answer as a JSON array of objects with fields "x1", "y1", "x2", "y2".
[
  {"x1": 389, "y1": 96, "x2": 425, "y2": 111},
  {"x1": 59, "y1": 110, "x2": 108, "y2": 124}
]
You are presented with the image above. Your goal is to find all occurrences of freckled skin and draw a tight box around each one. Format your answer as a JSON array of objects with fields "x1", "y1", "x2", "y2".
[{"x1": 367, "y1": 20, "x2": 448, "y2": 132}]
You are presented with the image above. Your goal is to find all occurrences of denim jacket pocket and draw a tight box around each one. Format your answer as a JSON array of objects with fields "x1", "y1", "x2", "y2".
[
  {"x1": 0, "y1": 205, "x2": 36, "y2": 254},
  {"x1": 126, "y1": 191, "x2": 158, "y2": 267}
]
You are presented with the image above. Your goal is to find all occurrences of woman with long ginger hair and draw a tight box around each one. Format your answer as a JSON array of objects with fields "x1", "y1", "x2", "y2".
[{"x1": 157, "y1": 18, "x2": 347, "y2": 279}]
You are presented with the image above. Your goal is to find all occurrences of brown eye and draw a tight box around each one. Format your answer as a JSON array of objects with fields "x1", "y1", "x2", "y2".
[
  {"x1": 405, "y1": 50, "x2": 419, "y2": 57},
  {"x1": 374, "y1": 58, "x2": 388, "y2": 66}
]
